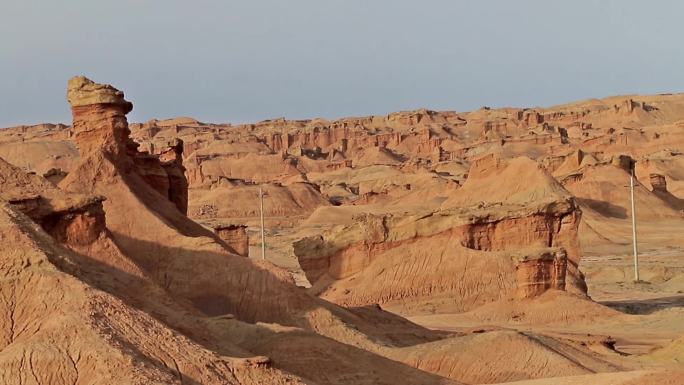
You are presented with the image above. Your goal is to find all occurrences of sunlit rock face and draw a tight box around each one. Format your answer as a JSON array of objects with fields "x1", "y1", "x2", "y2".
[{"x1": 66, "y1": 76, "x2": 189, "y2": 214}]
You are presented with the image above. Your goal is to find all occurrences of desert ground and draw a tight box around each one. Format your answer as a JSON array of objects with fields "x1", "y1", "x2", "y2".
[{"x1": 0, "y1": 77, "x2": 683, "y2": 384}]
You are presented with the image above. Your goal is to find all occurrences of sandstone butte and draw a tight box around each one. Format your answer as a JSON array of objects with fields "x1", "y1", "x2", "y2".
[{"x1": 0, "y1": 77, "x2": 682, "y2": 384}]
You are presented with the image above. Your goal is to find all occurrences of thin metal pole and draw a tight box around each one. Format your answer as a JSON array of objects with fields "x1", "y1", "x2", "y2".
[
  {"x1": 259, "y1": 186, "x2": 266, "y2": 260},
  {"x1": 630, "y1": 169, "x2": 639, "y2": 281}
]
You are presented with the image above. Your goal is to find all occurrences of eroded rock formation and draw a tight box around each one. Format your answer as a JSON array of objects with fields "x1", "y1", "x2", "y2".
[
  {"x1": 650, "y1": 173, "x2": 668, "y2": 192},
  {"x1": 0, "y1": 157, "x2": 106, "y2": 247},
  {"x1": 213, "y1": 224, "x2": 250, "y2": 257},
  {"x1": 66, "y1": 76, "x2": 189, "y2": 214},
  {"x1": 3, "y1": 77, "x2": 684, "y2": 384},
  {"x1": 0, "y1": 76, "x2": 484, "y2": 385},
  {"x1": 294, "y1": 156, "x2": 584, "y2": 312},
  {"x1": 513, "y1": 248, "x2": 567, "y2": 299},
  {"x1": 159, "y1": 138, "x2": 189, "y2": 214},
  {"x1": 67, "y1": 76, "x2": 133, "y2": 159}
]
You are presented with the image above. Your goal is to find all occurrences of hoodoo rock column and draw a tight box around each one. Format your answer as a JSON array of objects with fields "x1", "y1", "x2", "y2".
[
  {"x1": 159, "y1": 138, "x2": 189, "y2": 215},
  {"x1": 67, "y1": 76, "x2": 134, "y2": 161},
  {"x1": 66, "y1": 76, "x2": 189, "y2": 214}
]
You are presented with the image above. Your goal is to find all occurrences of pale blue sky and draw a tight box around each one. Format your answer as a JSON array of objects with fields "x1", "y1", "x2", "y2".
[{"x1": 2, "y1": 0, "x2": 684, "y2": 126}]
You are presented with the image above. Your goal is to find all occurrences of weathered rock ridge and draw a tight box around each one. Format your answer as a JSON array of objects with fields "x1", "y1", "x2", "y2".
[{"x1": 294, "y1": 156, "x2": 583, "y2": 312}]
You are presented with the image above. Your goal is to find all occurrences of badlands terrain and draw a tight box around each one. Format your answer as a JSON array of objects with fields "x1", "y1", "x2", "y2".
[{"x1": 0, "y1": 77, "x2": 683, "y2": 384}]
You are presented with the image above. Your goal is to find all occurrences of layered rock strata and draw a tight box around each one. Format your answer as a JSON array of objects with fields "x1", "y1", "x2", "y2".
[
  {"x1": 650, "y1": 173, "x2": 668, "y2": 192},
  {"x1": 294, "y1": 156, "x2": 584, "y2": 311},
  {"x1": 213, "y1": 224, "x2": 250, "y2": 257},
  {"x1": 159, "y1": 138, "x2": 189, "y2": 214},
  {"x1": 513, "y1": 248, "x2": 567, "y2": 299},
  {"x1": 66, "y1": 76, "x2": 188, "y2": 214}
]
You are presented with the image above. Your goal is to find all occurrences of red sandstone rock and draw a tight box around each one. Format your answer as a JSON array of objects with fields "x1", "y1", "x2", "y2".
[
  {"x1": 650, "y1": 173, "x2": 668, "y2": 192},
  {"x1": 213, "y1": 224, "x2": 250, "y2": 257},
  {"x1": 159, "y1": 138, "x2": 189, "y2": 214},
  {"x1": 66, "y1": 76, "x2": 189, "y2": 214},
  {"x1": 294, "y1": 156, "x2": 585, "y2": 312},
  {"x1": 56, "y1": 77, "x2": 468, "y2": 385},
  {"x1": 4, "y1": 78, "x2": 684, "y2": 384},
  {"x1": 513, "y1": 248, "x2": 567, "y2": 299},
  {"x1": 0, "y1": 156, "x2": 106, "y2": 247},
  {"x1": 67, "y1": 76, "x2": 133, "y2": 161}
]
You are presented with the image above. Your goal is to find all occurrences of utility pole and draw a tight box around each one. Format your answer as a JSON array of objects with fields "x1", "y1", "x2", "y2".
[
  {"x1": 629, "y1": 167, "x2": 639, "y2": 282},
  {"x1": 259, "y1": 186, "x2": 266, "y2": 260}
]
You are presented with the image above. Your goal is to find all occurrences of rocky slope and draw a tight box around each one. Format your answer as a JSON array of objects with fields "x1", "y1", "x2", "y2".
[
  {"x1": 0, "y1": 77, "x2": 465, "y2": 385},
  {"x1": 2, "y1": 78, "x2": 684, "y2": 384}
]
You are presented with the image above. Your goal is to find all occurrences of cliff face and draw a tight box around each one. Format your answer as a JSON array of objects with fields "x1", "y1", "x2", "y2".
[
  {"x1": 213, "y1": 224, "x2": 250, "y2": 257},
  {"x1": 159, "y1": 138, "x2": 189, "y2": 214},
  {"x1": 513, "y1": 249, "x2": 567, "y2": 299},
  {"x1": 650, "y1": 173, "x2": 668, "y2": 192}
]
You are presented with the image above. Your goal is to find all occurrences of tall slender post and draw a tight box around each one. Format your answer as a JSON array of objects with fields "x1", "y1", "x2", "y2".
[
  {"x1": 630, "y1": 169, "x2": 639, "y2": 281},
  {"x1": 259, "y1": 186, "x2": 266, "y2": 260}
]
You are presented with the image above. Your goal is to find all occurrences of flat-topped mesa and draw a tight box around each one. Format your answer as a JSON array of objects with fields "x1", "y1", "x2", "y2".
[{"x1": 67, "y1": 76, "x2": 133, "y2": 160}]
